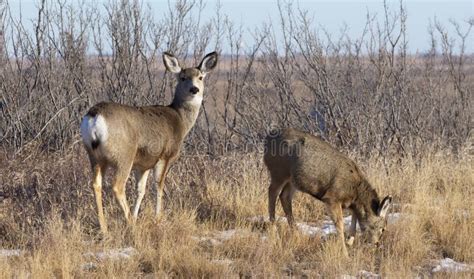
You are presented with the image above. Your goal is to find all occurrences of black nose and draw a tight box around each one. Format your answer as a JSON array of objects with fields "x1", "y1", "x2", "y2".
[{"x1": 190, "y1": 86, "x2": 199, "y2": 94}]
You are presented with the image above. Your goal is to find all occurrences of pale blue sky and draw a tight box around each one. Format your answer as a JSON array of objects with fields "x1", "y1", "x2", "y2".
[{"x1": 6, "y1": 0, "x2": 474, "y2": 53}]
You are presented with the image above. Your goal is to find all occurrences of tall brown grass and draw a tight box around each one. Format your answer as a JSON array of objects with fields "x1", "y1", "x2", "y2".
[
  {"x1": 1, "y1": 143, "x2": 472, "y2": 277},
  {"x1": 1, "y1": 0, "x2": 473, "y2": 277}
]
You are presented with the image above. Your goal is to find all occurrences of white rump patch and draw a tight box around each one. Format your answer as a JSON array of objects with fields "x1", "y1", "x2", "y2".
[{"x1": 80, "y1": 114, "x2": 109, "y2": 149}]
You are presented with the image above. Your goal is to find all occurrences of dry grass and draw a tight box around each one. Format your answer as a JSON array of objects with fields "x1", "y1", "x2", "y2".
[
  {"x1": 1, "y1": 143, "x2": 473, "y2": 278},
  {"x1": 1, "y1": 1, "x2": 472, "y2": 277}
]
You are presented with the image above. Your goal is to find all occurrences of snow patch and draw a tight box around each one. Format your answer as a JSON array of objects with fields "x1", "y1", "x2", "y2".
[
  {"x1": 248, "y1": 213, "x2": 402, "y2": 238},
  {"x1": 296, "y1": 223, "x2": 320, "y2": 237},
  {"x1": 387, "y1": 212, "x2": 401, "y2": 224},
  {"x1": 432, "y1": 258, "x2": 473, "y2": 273},
  {"x1": 215, "y1": 229, "x2": 239, "y2": 241},
  {"x1": 247, "y1": 215, "x2": 355, "y2": 238},
  {"x1": 455, "y1": 209, "x2": 470, "y2": 219},
  {"x1": 0, "y1": 249, "x2": 22, "y2": 257},
  {"x1": 83, "y1": 247, "x2": 137, "y2": 261},
  {"x1": 340, "y1": 270, "x2": 380, "y2": 279},
  {"x1": 191, "y1": 236, "x2": 223, "y2": 246},
  {"x1": 211, "y1": 258, "x2": 233, "y2": 266},
  {"x1": 192, "y1": 229, "x2": 250, "y2": 247},
  {"x1": 194, "y1": 212, "x2": 404, "y2": 249}
]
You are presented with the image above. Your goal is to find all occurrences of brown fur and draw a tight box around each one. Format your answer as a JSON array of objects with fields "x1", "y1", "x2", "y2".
[
  {"x1": 264, "y1": 128, "x2": 392, "y2": 255},
  {"x1": 86, "y1": 102, "x2": 193, "y2": 170},
  {"x1": 81, "y1": 52, "x2": 218, "y2": 234}
]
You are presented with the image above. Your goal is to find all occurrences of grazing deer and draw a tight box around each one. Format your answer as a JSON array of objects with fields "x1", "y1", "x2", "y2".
[
  {"x1": 264, "y1": 128, "x2": 392, "y2": 255},
  {"x1": 80, "y1": 51, "x2": 218, "y2": 233}
]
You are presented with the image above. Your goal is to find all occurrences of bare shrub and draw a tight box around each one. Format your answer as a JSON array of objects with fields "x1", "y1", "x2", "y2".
[
  {"x1": 0, "y1": 0, "x2": 472, "y2": 158},
  {"x1": 1, "y1": 1, "x2": 473, "y2": 276}
]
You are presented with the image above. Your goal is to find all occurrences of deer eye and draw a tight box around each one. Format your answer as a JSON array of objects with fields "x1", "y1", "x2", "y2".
[{"x1": 180, "y1": 76, "x2": 186, "y2": 81}]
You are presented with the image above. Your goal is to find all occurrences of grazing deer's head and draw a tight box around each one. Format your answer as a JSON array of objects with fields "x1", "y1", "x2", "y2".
[
  {"x1": 163, "y1": 52, "x2": 218, "y2": 106},
  {"x1": 364, "y1": 195, "x2": 392, "y2": 245}
]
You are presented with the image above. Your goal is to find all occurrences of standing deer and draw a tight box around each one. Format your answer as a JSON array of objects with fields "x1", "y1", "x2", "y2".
[
  {"x1": 264, "y1": 128, "x2": 392, "y2": 255},
  {"x1": 80, "y1": 51, "x2": 218, "y2": 233}
]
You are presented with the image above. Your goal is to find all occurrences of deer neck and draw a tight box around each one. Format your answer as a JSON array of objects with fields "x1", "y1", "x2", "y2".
[{"x1": 170, "y1": 93, "x2": 203, "y2": 135}]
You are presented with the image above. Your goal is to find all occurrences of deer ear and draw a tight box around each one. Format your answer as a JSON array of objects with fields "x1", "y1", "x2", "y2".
[
  {"x1": 378, "y1": 195, "x2": 392, "y2": 218},
  {"x1": 163, "y1": 52, "x2": 181, "y2": 73},
  {"x1": 198, "y1": 51, "x2": 218, "y2": 73}
]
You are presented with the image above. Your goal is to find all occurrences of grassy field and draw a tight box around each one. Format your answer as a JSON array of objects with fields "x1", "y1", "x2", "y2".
[
  {"x1": 1, "y1": 0, "x2": 473, "y2": 277},
  {"x1": 1, "y1": 143, "x2": 473, "y2": 278}
]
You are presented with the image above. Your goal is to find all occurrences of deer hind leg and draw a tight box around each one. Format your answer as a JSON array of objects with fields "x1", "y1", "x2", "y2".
[
  {"x1": 279, "y1": 182, "x2": 296, "y2": 226},
  {"x1": 154, "y1": 159, "x2": 169, "y2": 220},
  {"x1": 268, "y1": 177, "x2": 288, "y2": 222},
  {"x1": 132, "y1": 169, "x2": 150, "y2": 221},
  {"x1": 111, "y1": 161, "x2": 133, "y2": 224},
  {"x1": 92, "y1": 162, "x2": 108, "y2": 234},
  {"x1": 326, "y1": 202, "x2": 348, "y2": 256}
]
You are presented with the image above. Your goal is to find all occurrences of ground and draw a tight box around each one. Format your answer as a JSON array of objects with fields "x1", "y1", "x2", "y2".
[{"x1": 1, "y1": 146, "x2": 473, "y2": 278}]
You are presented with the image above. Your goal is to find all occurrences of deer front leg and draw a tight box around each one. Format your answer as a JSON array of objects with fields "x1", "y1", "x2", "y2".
[
  {"x1": 154, "y1": 160, "x2": 169, "y2": 220},
  {"x1": 132, "y1": 169, "x2": 150, "y2": 221},
  {"x1": 268, "y1": 178, "x2": 287, "y2": 222},
  {"x1": 346, "y1": 213, "x2": 357, "y2": 246},
  {"x1": 326, "y1": 203, "x2": 348, "y2": 257}
]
